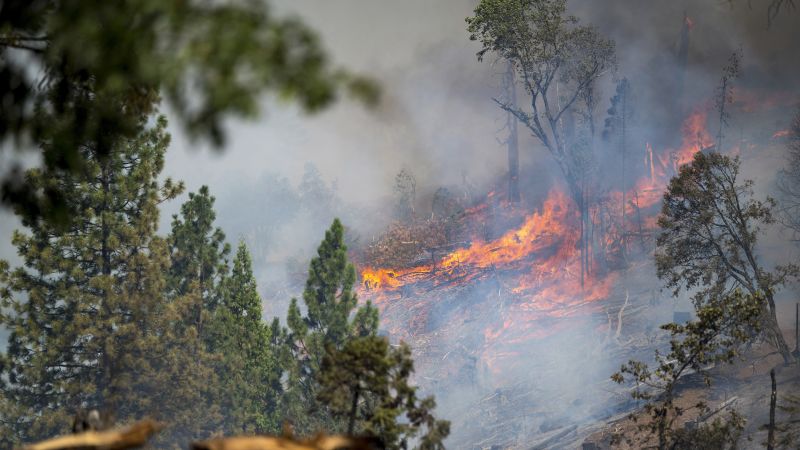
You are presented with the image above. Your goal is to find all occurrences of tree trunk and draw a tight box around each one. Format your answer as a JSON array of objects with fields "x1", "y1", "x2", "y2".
[
  {"x1": 768, "y1": 368, "x2": 776, "y2": 450},
  {"x1": 766, "y1": 291, "x2": 793, "y2": 363},
  {"x1": 99, "y1": 156, "x2": 116, "y2": 412},
  {"x1": 348, "y1": 385, "x2": 361, "y2": 435},
  {"x1": 580, "y1": 173, "x2": 585, "y2": 291},
  {"x1": 657, "y1": 404, "x2": 667, "y2": 450},
  {"x1": 620, "y1": 90, "x2": 627, "y2": 262},
  {"x1": 794, "y1": 302, "x2": 799, "y2": 361},
  {"x1": 505, "y1": 62, "x2": 520, "y2": 204}
]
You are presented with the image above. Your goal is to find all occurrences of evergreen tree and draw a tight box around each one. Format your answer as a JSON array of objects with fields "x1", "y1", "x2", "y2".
[
  {"x1": 0, "y1": 117, "x2": 219, "y2": 445},
  {"x1": 168, "y1": 185, "x2": 230, "y2": 306},
  {"x1": 318, "y1": 336, "x2": 450, "y2": 449},
  {"x1": 281, "y1": 219, "x2": 448, "y2": 447},
  {"x1": 282, "y1": 218, "x2": 379, "y2": 434},
  {"x1": 206, "y1": 242, "x2": 282, "y2": 435}
]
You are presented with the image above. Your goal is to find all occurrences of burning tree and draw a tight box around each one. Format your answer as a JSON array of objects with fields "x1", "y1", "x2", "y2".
[
  {"x1": 466, "y1": 0, "x2": 616, "y2": 286},
  {"x1": 656, "y1": 151, "x2": 796, "y2": 363}
]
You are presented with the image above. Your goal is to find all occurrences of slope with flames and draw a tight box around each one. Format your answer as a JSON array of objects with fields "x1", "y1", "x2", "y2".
[{"x1": 359, "y1": 108, "x2": 713, "y2": 336}]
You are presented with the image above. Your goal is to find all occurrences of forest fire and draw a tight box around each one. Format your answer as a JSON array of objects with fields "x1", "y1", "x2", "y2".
[
  {"x1": 358, "y1": 108, "x2": 714, "y2": 352},
  {"x1": 632, "y1": 108, "x2": 714, "y2": 209}
]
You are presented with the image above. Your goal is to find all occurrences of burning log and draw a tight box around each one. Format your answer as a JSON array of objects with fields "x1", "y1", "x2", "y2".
[
  {"x1": 23, "y1": 420, "x2": 162, "y2": 450},
  {"x1": 191, "y1": 435, "x2": 382, "y2": 450}
]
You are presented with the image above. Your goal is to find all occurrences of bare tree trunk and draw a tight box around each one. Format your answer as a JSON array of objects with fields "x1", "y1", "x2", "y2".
[
  {"x1": 620, "y1": 89, "x2": 628, "y2": 262},
  {"x1": 348, "y1": 385, "x2": 361, "y2": 435},
  {"x1": 580, "y1": 172, "x2": 586, "y2": 291},
  {"x1": 634, "y1": 191, "x2": 645, "y2": 249},
  {"x1": 794, "y1": 302, "x2": 799, "y2": 361},
  {"x1": 768, "y1": 368, "x2": 776, "y2": 450},
  {"x1": 505, "y1": 62, "x2": 520, "y2": 204}
]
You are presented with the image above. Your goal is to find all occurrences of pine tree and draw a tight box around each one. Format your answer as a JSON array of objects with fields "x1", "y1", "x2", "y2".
[
  {"x1": 0, "y1": 117, "x2": 219, "y2": 445},
  {"x1": 168, "y1": 185, "x2": 230, "y2": 307},
  {"x1": 318, "y1": 336, "x2": 450, "y2": 449},
  {"x1": 282, "y1": 218, "x2": 379, "y2": 434},
  {"x1": 206, "y1": 242, "x2": 282, "y2": 435}
]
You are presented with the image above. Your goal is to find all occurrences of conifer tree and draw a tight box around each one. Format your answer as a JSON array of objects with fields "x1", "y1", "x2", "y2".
[
  {"x1": 318, "y1": 336, "x2": 450, "y2": 449},
  {"x1": 283, "y1": 218, "x2": 379, "y2": 434},
  {"x1": 0, "y1": 117, "x2": 219, "y2": 445},
  {"x1": 206, "y1": 242, "x2": 282, "y2": 435},
  {"x1": 281, "y1": 219, "x2": 448, "y2": 447},
  {"x1": 168, "y1": 185, "x2": 230, "y2": 307}
]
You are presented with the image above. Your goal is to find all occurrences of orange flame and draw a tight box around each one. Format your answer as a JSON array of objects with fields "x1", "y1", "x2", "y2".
[{"x1": 358, "y1": 106, "x2": 715, "y2": 372}]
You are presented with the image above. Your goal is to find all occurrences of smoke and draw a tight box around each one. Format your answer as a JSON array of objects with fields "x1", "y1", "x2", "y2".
[
  {"x1": 150, "y1": 1, "x2": 800, "y2": 445},
  {"x1": 0, "y1": 0, "x2": 798, "y2": 444}
]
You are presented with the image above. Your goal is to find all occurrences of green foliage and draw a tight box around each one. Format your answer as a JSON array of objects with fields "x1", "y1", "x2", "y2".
[
  {"x1": 656, "y1": 151, "x2": 796, "y2": 361},
  {"x1": 669, "y1": 412, "x2": 745, "y2": 450},
  {"x1": 168, "y1": 185, "x2": 230, "y2": 306},
  {"x1": 612, "y1": 290, "x2": 762, "y2": 450},
  {"x1": 280, "y1": 218, "x2": 447, "y2": 447},
  {"x1": 0, "y1": 124, "x2": 445, "y2": 446},
  {"x1": 0, "y1": 117, "x2": 220, "y2": 445},
  {"x1": 282, "y1": 218, "x2": 380, "y2": 433},
  {"x1": 0, "y1": 0, "x2": 378, "y2": 226},
  {"x1": 466, "y1": 0, "x2": 615, "y2": 205},
  {"x1": 318, "y1": 337, "x2": 450, "y2": 449},
  {"x1": 205, "y1": 242, "x2": 282, "y2": 435}
]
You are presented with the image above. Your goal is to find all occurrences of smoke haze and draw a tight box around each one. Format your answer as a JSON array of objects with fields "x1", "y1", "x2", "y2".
[{"x1": 1, "y1": 0, "x2": 799, "y2": 445}]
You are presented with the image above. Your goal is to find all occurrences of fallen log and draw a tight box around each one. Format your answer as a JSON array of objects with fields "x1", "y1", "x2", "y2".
[{"x1": 23, "y1": 420, "x2": 162, "y2": 450}]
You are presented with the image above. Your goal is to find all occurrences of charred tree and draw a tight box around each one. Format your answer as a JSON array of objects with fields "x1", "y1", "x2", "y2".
[
  {"x1": 502, "y1": 61, "x2": 521, "y2": 204},
  {"x1": 714, "y1": 50, "x2": 742, "y2": 153},
  {"x1": 604, "y1": 78, "x2": 633, "y2": 260},
  {"x1": 675, "y1": 12, "x2": 691, "y2": 108},
  {"x1": 768, "y1": 368, "x2": 777, "y2": 450}
]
